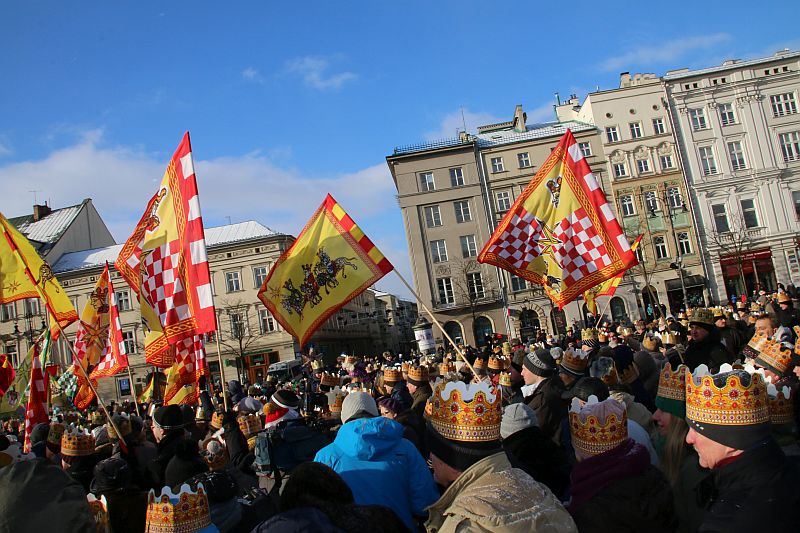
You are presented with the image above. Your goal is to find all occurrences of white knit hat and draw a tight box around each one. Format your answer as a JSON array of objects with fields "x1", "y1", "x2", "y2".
[
  {"x1": 340, "y1": 392, "x2": 379, "y2": 423},
  {"x1": 500, "y1": 403, "x2": 539, "y2": 439}
]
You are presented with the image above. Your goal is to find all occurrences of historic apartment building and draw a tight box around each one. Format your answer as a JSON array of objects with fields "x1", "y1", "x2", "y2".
[
  {"x1": 664, "y1": 49, "x2": 800, "y2": 303},
  {"x1": 387, "y1": 107, "x2": 609, "y2": 347},
  {"x1": 556, "y1": 74, "x2": 706, "y2": 320}
]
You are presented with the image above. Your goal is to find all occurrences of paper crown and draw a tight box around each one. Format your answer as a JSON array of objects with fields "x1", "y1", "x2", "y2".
[
  {"x1": 501, "y1": 342, "x2": 512, "y2": 355},
  {"x1": 498, "y1": 372, "x2": 513, "y2": 388},
  {"x1": 642, "y1": 336, "x2": 661, "y2": 351},
  {"x1": 686, "y1": 365, "x2": 770, "y2": 428},
  {"x1": 326, "y1": 388, "x2": 347, "y2": 414},
  {"x1": 794, "y1": 327, "x2": 800, "y2": 355},
  {"x1": 439, "y1": 362, "x2": 456, "y2": 375},
  {"x1": 429, "y1": 380, "x2": 501, "y2": 443},
  {"x1": 690, "y1": 308, "x2": 715, "y2": 326},
  {"x1": 209, "y1": 411, "x2": 224, "y2": 430},
  {"x1": 145, "y1": 483, "x2": 213, "y2": 533},
  {"x1": 581, "y1": 328, "x2": 599, "y2": 341},
  {"x1": 87, "y1": 494, "x2": 109, "y2": 533},
  {"x1": 401, "y1": 362, "x2": 410, "y2": 373},
  {"x1": 662, "y1": 333, "x2": 680, "y2": 346},
  {"x1": 712, "y1": 307, "x2": 725, "y2": 319},
  {"x1": 488, "y1": 356, "x2": 506, "y2": 371},
  {"x1": 47, "y1": 422, "x2": 65, "y2": 447},
  {"x1": 61, "y1": 425, "x2": 95, "y2": 457},
  {"x1": 741, "y1": 331, "x2": 769, "y2": 360},
  {"x1": 383, "y1": 367, "x2": 402, "y2": 382},
  {"x1": 754, "y1": 338, "x2": 793, "y2": 376},
  {"x1": 237, "y1": 413, "x2": 262, "y2": 438},
  {"x1": 311, "y1": 359, "x2": 324, "y2": 370},
  {"x1": 767, "y1": 384, "x2": 794, "y2": 426},
  {"x1": 320, "y1": 372, "x2": 341, "y2": 387},
  {"x1": 569, "y1": 396, "x2": 628, "y2": 457},
  {"x1": 657, "y1": 363, "x2": 688, "y2": 403},
  {"x1": 472, "y1": 358, "x2": 486, "y2": 370},
  {"x1": 560, "y1": 349, "x2": 590, "y2": 376},
  {"x1": 408, "y1": 365, "x2": 429, "y2": 383},
  {"x1": 777, "y1": 293, "x2": 792, "y2": 303}
]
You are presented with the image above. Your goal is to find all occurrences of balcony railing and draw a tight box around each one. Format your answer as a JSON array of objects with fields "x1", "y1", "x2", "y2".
[{"x1": 433, "y1": 289, "x2": 502, "y2": 311}]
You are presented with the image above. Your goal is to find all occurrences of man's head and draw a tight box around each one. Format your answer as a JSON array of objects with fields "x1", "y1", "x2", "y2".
[
  {"x1": 688, "y1": 308, "x2": 715, "y2": 342},
  {"x1": 340, "y1": 392, "x2": 379, "y2": 424},
  {"x1": 152, "y1": 405, "x2": 183, "y2": 442},
  {"x1": 686, "y1": 427, "x2": 742, "y2": 469},
  {"x1": 520, "y1": 349, "x2": 555, "y2": 385},
  {"x1": 755, "y1": 316, "x2": 777, "y2": 338}
]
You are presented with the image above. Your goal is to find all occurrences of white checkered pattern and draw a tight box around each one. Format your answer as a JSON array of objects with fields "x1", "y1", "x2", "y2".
[
  {"x1": 23, "y1": 348, "x2": 48, "y2": 453},
  {"x1": 89, "y1": 270, "x2": 128, "y2": 379},
  {"x1": 552, "y1": 207, "x2": 612, "y2": 283},
  {"x1": 163, "y1": 335, "x2": 207, "y2": 404},
  {"x1": 485, "y1": 208, "x2": 547, "y2": 271},
  {"x1": 142, "y1": 240, "x2": 191, "y2": 325}
]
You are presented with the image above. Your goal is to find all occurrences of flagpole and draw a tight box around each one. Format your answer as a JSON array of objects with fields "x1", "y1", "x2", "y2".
[
  {"x1": 594, "y1": 297, "x2": 614, "y2": 329},
  {"x1": 1, "y1": 229, "x2": 126, "y2": 448},
  {"x1": 392, "y1": 270, "x2": 483, "y2": 381},
  {"x1": 126, "y1": 365, "x2": 142, "y2": 417},
  {"x1": 213, "y1": 333, "x2": 230, "y2": 411}
]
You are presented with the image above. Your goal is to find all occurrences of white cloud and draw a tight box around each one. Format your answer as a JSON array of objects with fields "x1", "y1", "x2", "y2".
[
  {"x1": 285, "y1": 56, "x2": 357, "y2": 90},
  {"x1": 423, "y1": 108, "x2": 502, "y2": 141},
  {"x1": 600, "y1": 33, "x2": 732, "y2": 72},
  {"x1": 241, "y1": 67, "x2": 260, "y2": 81}
]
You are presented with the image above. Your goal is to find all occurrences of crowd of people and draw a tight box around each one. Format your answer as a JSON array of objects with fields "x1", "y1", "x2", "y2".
[{"x1": 1, "y1": 292, "x2": 800, "y2": 532}]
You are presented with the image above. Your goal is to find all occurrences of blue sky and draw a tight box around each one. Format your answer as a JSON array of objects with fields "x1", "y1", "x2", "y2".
[{"x1": 1, "y1": 1, "x2": 797, "y2": 297}]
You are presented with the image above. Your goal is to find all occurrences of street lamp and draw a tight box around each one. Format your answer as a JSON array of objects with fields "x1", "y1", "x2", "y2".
[{"x1": 649, "y1": 192, "x2": 689, "y2": 311}]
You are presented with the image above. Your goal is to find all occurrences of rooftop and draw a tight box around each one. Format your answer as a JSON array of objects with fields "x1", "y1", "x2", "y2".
[
  {"x1": 475, "y1": 120, "x2": 596, "y2": 148},
  {"x1": 391, "y1": 136, "x2": 473, "y2": 156},
  {"x1": 664, "y1": 49, "x2": 800, "y2": 80},
  {"x1": 7, "y1": 200, "x2": 88, "y2": 251}
]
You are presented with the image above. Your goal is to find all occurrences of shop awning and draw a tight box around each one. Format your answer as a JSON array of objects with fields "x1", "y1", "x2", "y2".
[{"x1": 665, "y1": 275, "x2": 706, "y2": 291}]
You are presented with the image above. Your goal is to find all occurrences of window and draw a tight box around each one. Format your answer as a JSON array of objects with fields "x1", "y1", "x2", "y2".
[
  {"x1": 660, "y1": 154, "x2": 675, "y2": 170},
  {"x1": 635, "y1": 246, "x2": 645, "y2": 263},
  {"x1": 424, "y1": 205, "x2": 442, "y2": 228},
  {"x1": 654, "y1": 236, "x2": 669, "y2": 259},
  {"x1": 490, "y1": 157, "x2": 505, "y2": 173},
  {"x1": 699, "y1": 146, "x2": 717, "y2": 175},
  {"x1": 712, "y1": 204, "x2": 730, "y2": 232},
  {"x1": 253, "y1": 266, "x2": 268, "y2": 289},
  {"x1": 259, "y1": 308, "x2": 276, "y2": 333},
  {"x1": 122, "y1": 331, "x2": 136, "y2": 354},
  {"x1": 496, "y1": 191, "x2": 511, "y2": 212},
  {"x1": 420, "y1": 172, "x2": 435, "y2": 191},
  {"x1": 606, "y1": 126, "x2": 619, "y2": 143},
  {"x1": 6, "y1": 343, "x2": 18, "y2": 368},
  {"x1": 229, "y1": 312, "x2": 248, "y2": 338},
  {"x1": 450, "y1": 167, "x2": 464, "y2": 187},
  {"x1": 578, "y1": 142, "x2": 592, "y2": 157},
  {"x1": 454, "y1": 200, "x2": 472, "y2": 222},
  {"x1": 437, "y1": 278, "x2": 454, "y2": 305},
  {"x1": 677, "y1": 232, "x2": 692, "y2": 255},
  {"x1": 637, "y1": 159, "x2": 651, "y2": 174},
  {"x1": 771, "y1": 93, "x2": 798, "y2": 117},
  {"x1": 620, "y1": 195, "x2": 636, "y2": 217},
  {"x1": 23, "y1": 298, "x2": 40, "y2": 316},
  {"x1": 629, "y1": 122, "x2": 642, "y2": 139},
  {"x1": 225, "y1": 271, "x2": 242, "y2": 292},
  {"x1": 467, "y1": 272, "x2": 485, "y2": 299},
  {"x1": 430, "y1": 240, "x2": 448, "y2": 263},
  {"x1": 779, "y1": 131, "x2": 800, "y2": 162},
  {"x1": 652, "y1": 118, "x2": 666, "y2": 135},
  {"x1": 1, "y1": 303, "x2": 15, "y2": 322},
  {"x1": 460, "y1": 235, "x2": 478, "y2": 258},
  {"x1": 793, "y1": 191, "x2": 800, "y2": 220},
  {"x1": 644, "y1": 191, "x2": 659, "y2": 212},
  {"x1": 719, "y1": 103, "x2": 736, "y2": 126},
  {"x1": 510, "y1": 274, "x2": 528, "y2": 292},
  {"x1": 690, "y1": 108, "x2": 708, "y2": 130},
  {"x1": 667, "y1": 187, "x2": 683, "y2": 209},
  {"x1": 115, "y1": 290, "x2": 131, "y2": 311},
  {"x1": 740, "y1": 199, "x2": 759, "y2": 228},
  {"x1": 517, "y1": 152, "x2": 531, "y2": 168},
  {"x1": 727, "y1": 141, "x2": 747, "y2": 170},
  {"x1": 613, "y1": 163, "x2": 627, "y2": 178}
]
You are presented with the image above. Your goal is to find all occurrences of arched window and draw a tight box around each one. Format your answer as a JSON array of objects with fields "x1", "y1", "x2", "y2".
[
  {"x1": 473, "y1": 316, "x2": 493, "y2": 347},
  {"x1": 610, "y1": 297, "x2": 627, "y2": 324},
  {"x1": 443, "y1": 321, "x2": 464, "y2": 347}
]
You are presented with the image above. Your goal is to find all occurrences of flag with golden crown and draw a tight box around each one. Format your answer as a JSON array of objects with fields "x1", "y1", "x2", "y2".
[
  {"x1": 89, "y1": 266, "x2": 128, "y2": 379},
  {"x1": 478, "y1": 129, "x2": 637, "y2": 309},
  {"x1": 0, "y1": 213, "x2": 78, "y2": 329},
  {"x1": 584, "y1": 234, "x2": 642, "y2": 315},
  {"x1": 258, "y1": 194, "x2": 394, "y2": 346}
]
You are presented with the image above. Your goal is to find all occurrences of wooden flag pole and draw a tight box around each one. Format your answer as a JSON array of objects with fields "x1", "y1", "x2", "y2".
[
  {"x1": 126, "y1": 364, "x2": 142, "y2": 418},
  {"x1": 214, "y1": 333, "x2": 230, "y2": 412},
  {"x1": 393, "y1": 270, "x2": 483, "y2": 382},
  {"x1": 594, "y1": 297, "x2": 614, "y2": 329}
]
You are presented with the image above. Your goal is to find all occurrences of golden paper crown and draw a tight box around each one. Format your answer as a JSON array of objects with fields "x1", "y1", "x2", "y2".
[
  {"x1": 712, "y1": 307, "x2": 725, "y2": 319},
  {"x1": 561, "y1": 349, "x2": 590, "y2": 375},
  {"x1": 657, "y1": 363, "x2": 688, "y2": 402},
  {"x1": 642, "y1": 336, "x2": 660, "y2": 351},
  {"x1": 383, "y1": 367, "x2": 402, "y2": 382},
  {"x1": 794, "y1": 327, "x2": 800, "y2": 355},
  {"x1": 501, "y1": 342, "x2": 512, "y2": 355},
  {"x1": 408, "y1": 365, "x2": 429, "y2": 383},
  {"x1": 690, "y1": 308, "x2": 715, "y2": 326},
  {"x1": 47, "y1": 422, "x2": 65, "y2": 446},
  {"x1": 662, "y1": 333, "x2": 680, "y2": 346},
  {"x1": 498, "y1": 372, "x2": 513, "y2": 388},
  {"x1": 237, "y1": 413, "x2": 262, "y2": 438},
  {"x1": 61, "y1": 425, "x2": 95, "y2": 457},
  {"x1": 777, "y1": 293, "x2": 792, "y2": 303},
  {"x1": 429, "y1": 380, "x2": 501, "y2": 442},
  {"x1": 488, "y1": 356, "x2": 506, "y2": 371},
  {"x1": 195, "y1": 406, "x2": 211, "y2": 422},
  {"x1": 210, "y1": 411, "x2": 224, "y2": 430},
  {"x1": 768, "y1": 384, "x2": 794, "y2": 426},
  {"x1": 311, "y1": 359, "x2": 324, "y2": 370},
  {"x1": 686, "y1": 365, "x2": 770, "y2": 427},
  {"x1": 401, "y1": 362, "x2": 410, "y2": 373},
  {"x1": 473, "y1": 358, "x2": 487, "y2": 370},
  {"x1": 146, "y1": 483, "x2": 212, "y2": 533},
  {"x1": 320, "y1": 372, "x2": 341, "y2": 387},
  {"x1": 569, "y1": 397, "x2": 628, "y2": 457},
  {"x1": 87, "y1": 494, "x2": 109, "y2": 533},
  {"x1": 581, "y1": 328, "x2": 599, "y2": 341},
  {"x1": 439, "y1": 362, "x2": 455, "y2": 375},
  {"x1": 328, "y1": 389, "x2": 347, "y2": 414},
  {"x1": 754, "y1": 338, "x2": 793, "y2": 376},
  {"x1": 597, "y1": 332, "x2": 608, "y2": 342}
]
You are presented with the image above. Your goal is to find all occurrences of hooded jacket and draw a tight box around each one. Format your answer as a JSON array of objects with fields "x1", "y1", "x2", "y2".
[
  {"x1": 684, "y1": 329, "x2": 731, "y2": 372},
  {"x1": 425, "y1": 452, "x2": 577, "y2": 533},
  {"x1": 314, "y1": 416, "x2": 438, "y2": 531}
]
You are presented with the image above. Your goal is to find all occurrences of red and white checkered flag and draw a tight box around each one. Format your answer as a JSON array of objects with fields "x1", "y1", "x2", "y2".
[
  {"x1": 90, "y1": 264, "x2": 128, "y2": 380},
  {"x1": 23, "y1": 343, "x2": 48, "y2": 453}
]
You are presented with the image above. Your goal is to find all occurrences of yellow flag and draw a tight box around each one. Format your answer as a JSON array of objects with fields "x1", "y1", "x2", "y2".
[{"x1": 0, "y1": 213, "x2": 77, "y2": 329}]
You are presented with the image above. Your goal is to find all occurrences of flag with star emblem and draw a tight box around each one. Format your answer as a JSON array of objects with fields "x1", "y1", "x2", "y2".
[{"x1": 478, "y1": 129, "x2": 637, "y2": 309}]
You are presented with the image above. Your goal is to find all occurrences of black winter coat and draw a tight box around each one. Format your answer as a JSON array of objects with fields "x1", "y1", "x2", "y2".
[
  {"x1": 145, "y1": 429, "x2": 185, "y2": 489},
  {"x1": 696, "y1": 438, "x2": 800, "y2": 533},
  {"x1": 683, "y1": 329, "x2": 731, "y2": 372},
  {"x1": 524, "y1": 377, "x2": 567, "y2": 444},
  {"x1": 502, "y1": 426, "x2": 571, "y2": 499}
]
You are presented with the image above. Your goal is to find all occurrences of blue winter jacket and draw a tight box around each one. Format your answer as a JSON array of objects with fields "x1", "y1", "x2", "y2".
[{"x1": 314, "y1": 416, "x2": 439, "y2": 531}]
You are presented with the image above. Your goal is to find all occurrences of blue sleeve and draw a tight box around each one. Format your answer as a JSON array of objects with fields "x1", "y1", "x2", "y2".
[{"x1": 402, "y1": 440, "x2": 440, "y2": 516}]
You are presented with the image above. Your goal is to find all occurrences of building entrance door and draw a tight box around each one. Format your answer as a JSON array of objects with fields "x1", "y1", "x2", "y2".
[{"x1": 246, "y1": 352, "x2": 279, "y2": 385}]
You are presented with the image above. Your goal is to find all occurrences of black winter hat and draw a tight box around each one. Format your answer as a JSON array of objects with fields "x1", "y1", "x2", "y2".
[
  {"x1": 426, "y1": 423, "x2": 502, "y2": 472},
  {"x1": 561, "y1": 377, "x2": 610, "y2": 401},
  {"x1": 165, "y1": 439, "x2": 209, "y2": 489},
  {"x1": 271, "y1": 389, "x2": 300, "y2": 409},
  {"x1": 90, "y1": 457, "x2": 131, "y2": 494},
  {"x1": 153, "y1": 404, "x2": 184, "y2": 430},
  {"x1": 523, "y1": 349, "x2": 556, "y2": 377},
  {"x1": 30, "y1": 423, "x2": 50, "y2": 445}
]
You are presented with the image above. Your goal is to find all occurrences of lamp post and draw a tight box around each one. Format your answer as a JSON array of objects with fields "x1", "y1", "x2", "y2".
[{"x1": 648, "y1": 189, "x2": 690, "y2": 312}]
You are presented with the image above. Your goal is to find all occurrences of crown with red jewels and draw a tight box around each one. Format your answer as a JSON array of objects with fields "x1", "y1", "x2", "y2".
[
  {"x1": 145, "y1": 483, "x2": 213, "y2": 533},
  {"x1": 569, "y1": 396, "x2": 628, "y2": 457},
  {"x1": 429, "y1": 380, "x2": 501, "y2": 442},
  {"x1": 767, "y1": 384, "x2": 794, "y2": 426},
  {"x1": 685, "y1": 364, "x2": 770, "y2": 427}
]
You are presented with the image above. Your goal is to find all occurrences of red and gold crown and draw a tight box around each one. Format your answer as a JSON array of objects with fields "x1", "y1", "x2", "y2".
[
  {"x1": 237, "y1": 413, "x2": 262, "y2": 438},
  {"x1": 320, "y1": 372, "x2": 341, "y2": 387},
  {"x1": 767, "y1": 384, "x2": 794, "y2": 426},
  {"x1": 569, "y1": 396, "x2": 628, "y2": 457},
  {"x1": 383, "y1": 367, "x2": 402, "y2": 383},
  {"x1": 145, "y1": 483, "x2": 212, "y2": 533},
  {"x1": 472, "y1": 358, "x2": 487, "y2": 370},
  {"x1": 498, "y1": 372, "x2": 513, "y2": 388},
  {"x1": 657, "y1": 363, "x2": 688, "y2": 402},
  {"x1": 742, "y1": 331, "x2": 769, "y2": 360},
  {"x1": 488, "y1": 356, "x2": 506, "y2": 371},
  {"x1": 429, "y1": 380, "x2": 501, "y2": 442},
  {"x1": 794, "y1": 327, "x2": 800, "y2": 355},
  {"x1": 686, "y1": 365, "x2": 770, "y2": 427},
  {"x1": 754, "y1": 338, "x2": 793, "y2": 376},
  {"x1": 210, "y1": 411, "x2": 224, "y2": 430},
  {"x1": 408, "y1": 365, "x2": 429, "y2": 383},
  {"x1": 401, "y1": 362, "x2": 411, "y2": 374},
  {"x1": 87, "y1": 494, "x2": 109, "y2": 533},
  {"x1": 561, "y1": 349, "x2": 590, "y2": 375},
  {"x1": 61, "y1": 425, "x2": 95, "y2": 457}
]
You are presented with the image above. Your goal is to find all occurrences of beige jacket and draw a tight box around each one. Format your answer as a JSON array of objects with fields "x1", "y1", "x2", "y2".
[{"x1": 425, "y1": 452, "x2": 577, "y2": 533}]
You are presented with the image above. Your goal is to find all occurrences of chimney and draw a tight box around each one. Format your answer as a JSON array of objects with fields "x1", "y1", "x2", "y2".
[
  {"x1": 619, "y1": 72, "x2": 631, "y2": 88},
  {"x1": 33, "y1": 203, "x2": 51, "y2": 221}
]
